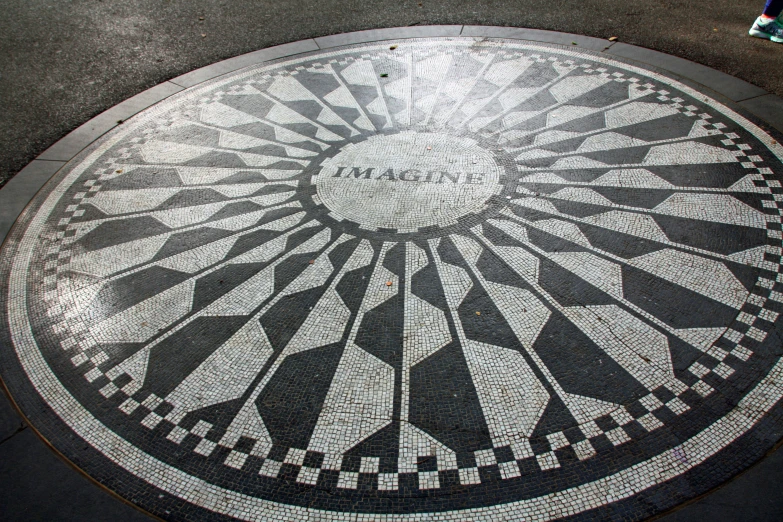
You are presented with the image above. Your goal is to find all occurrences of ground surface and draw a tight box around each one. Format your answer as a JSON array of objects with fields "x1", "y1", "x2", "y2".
[
  {"x1": 3, "y1": 2, "x2": 783, "y2": 521},
  {"x1": 1, "y1": 0, "x2": 783, "y2": 189},
  {"x1": 3, "y1": 34, "x2": 783, "y2": 521}
]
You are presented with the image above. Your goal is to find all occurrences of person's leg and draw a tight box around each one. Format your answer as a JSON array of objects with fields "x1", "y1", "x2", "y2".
[
  {"x1": 762, "y1": 0, "x2": 783, "y2": 19},
  {"x1": 750, "y1": 0, "x2": 783, "y2": 42}
]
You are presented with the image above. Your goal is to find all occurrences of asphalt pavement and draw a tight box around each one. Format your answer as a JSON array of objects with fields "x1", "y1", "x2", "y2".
[
  {"x1": 1, "y1": 1, "x2": 783, "y2": 520},
  {"x1": 2, "y1": 0, "x2": 783, "y2": 188}
]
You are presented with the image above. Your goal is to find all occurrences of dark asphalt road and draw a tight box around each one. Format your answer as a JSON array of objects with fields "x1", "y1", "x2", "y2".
[
  {"x1": 1, "y1": 0, "x2": 783, "y2": 188},
  {"x1": 1, "y1": 1, "x2": 783, "y2": 520}
]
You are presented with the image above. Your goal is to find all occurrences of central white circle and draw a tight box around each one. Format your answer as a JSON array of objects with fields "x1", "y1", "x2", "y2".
[{"x1": 315, "y1": 131, "x2": 503, "y2": 231}]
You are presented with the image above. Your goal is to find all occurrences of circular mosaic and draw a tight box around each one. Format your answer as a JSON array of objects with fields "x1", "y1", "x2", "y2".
[
  {"x1": 2, "y1": 38, "x2": 783, "y2": 521},
  {"x1": 316, "y1": 131, "x2": 504, "y2": 230}
]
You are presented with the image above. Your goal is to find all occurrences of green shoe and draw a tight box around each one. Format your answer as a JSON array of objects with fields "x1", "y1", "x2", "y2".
[{"x1": 749, "y1": 16, "x2": 783, "y2": 43}]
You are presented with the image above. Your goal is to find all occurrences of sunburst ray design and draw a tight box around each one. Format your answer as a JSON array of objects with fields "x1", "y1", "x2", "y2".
[{"x1": 7, "y1": 40, "x2": 783, "y2": 518}]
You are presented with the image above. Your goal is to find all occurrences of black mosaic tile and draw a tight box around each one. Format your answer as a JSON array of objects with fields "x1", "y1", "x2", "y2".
[{"x1": 2, "y1": 37, "x2": 783, "y2": 522}]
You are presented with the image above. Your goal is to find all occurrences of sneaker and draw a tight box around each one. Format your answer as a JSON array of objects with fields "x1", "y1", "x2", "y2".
[{"x1": 749, "y1": 16, "x2": 783, "y2": 43}]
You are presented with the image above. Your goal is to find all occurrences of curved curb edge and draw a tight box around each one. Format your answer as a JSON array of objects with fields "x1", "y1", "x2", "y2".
[
  {"x1": 3, "y1": 25, "x2": 782, "y2": 248},
  {"x1": 1, "y1": 25, "x2": 783, "y2": 522}
]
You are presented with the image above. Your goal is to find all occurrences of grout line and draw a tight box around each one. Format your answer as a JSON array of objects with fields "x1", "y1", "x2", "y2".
[
  {"x1": 163, "y1": 80, "x2": 184, "y2": 92},
  {"x1": 313, "y1": 37, "x2": 322, "y2": 50},
  {"x1": 33, "y1": 159, "x2": 67, "y2": 164},
  {"x1": 601, "y1": 41, "x2": 618, "y2": 52},
  {"x1": 459, "y1": 25, "x2": 465, "y2": 35},
  {"x1": 737, "y1": 93, "x2": 770, "y2": 104}
]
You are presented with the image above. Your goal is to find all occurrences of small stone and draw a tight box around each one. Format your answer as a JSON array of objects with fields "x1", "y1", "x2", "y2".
[{"x1": 13, "y1": 38, "x2": 777, "y2": 519}]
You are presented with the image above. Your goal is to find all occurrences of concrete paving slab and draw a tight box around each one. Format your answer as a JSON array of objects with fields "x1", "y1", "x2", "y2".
[
  {"x1": 314, "y1": 25, "x2": 463, "y2": 48},
  {"x1": 0, "y1": 160, "x2": 64, "y2": 243},
  {"x1": 461, "y1": 26, "x2": 613, "y2": 52},
  {"x1": 0, "y1": 389, "x2": 25, "y2": 443},
  {"x1": 170, "y1": 39, "x2": 320, "y2": 88},
  {"x1": 740, "y1": 94, "x2": 783, "y2": 136},
  {"x1": 662, "y1": 445, "x2": 783, "y2": 521},
  {"x1": 0, "y1": 427, "x2": 150, "y2": 521},
  {"x1": 36, "y1": 82, "x2": 183, "y2": 162},
  {"x1": 605, "y1": 42, "x2": 767, "y2": 103}
]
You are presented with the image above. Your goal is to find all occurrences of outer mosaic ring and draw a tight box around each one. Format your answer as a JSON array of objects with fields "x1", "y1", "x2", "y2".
[{"x1": 2, "y1": 27, "x2": 783, "y2": 522}]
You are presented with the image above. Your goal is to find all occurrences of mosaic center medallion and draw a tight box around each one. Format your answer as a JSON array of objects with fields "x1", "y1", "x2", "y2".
[
  {"x1": 2, "y1": 37, "x2": 783, "y2": 522},
  {"x1": 315, "y1": 132, "x2": 503, "y2": 230}
]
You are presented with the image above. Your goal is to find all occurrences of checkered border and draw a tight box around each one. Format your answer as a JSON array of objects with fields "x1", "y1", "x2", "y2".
[{"x1": 34, "y1": 46, "x2": 783, "y2": 493}]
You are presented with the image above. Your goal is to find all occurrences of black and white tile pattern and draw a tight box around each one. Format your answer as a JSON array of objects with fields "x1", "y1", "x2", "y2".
[{"x1": 2, "y1": 38, "x2": 783, "y2": 521}]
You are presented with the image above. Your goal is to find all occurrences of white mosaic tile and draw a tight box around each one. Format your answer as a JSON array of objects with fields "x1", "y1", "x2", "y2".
[{"x1": 3, "y1": 37, "x2": 783, "y2": 522}]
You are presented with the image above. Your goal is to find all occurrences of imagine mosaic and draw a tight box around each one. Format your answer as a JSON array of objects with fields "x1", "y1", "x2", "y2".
[{"x1": 2, "y1": 39, "x2": 783, "y2": 521}]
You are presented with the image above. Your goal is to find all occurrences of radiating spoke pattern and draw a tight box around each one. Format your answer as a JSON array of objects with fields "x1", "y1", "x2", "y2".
[{"x1": 3, "y1": 39, "x2": 783, "y2": 521}]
